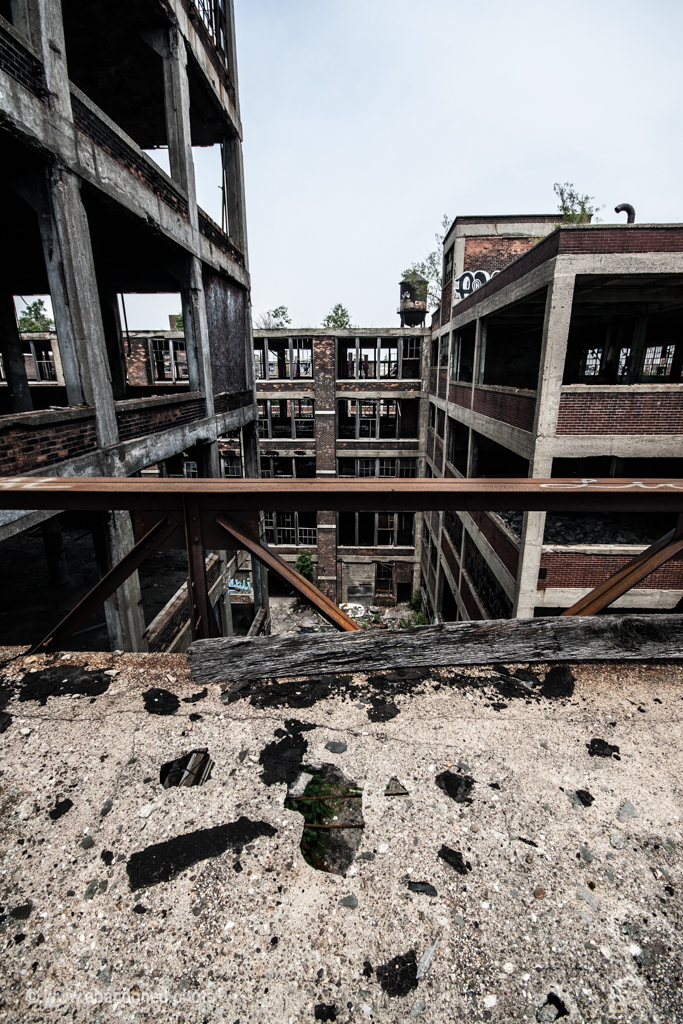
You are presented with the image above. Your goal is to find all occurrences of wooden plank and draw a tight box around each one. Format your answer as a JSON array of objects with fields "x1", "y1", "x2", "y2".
[
  {"x1": 215, "y1": 514, "x2": 360, "y2": 632},
  {"x1": 187, "y1": 613, "x2": 683, "y2": 686},
  {"x1": 563, "y1": 514, "x2": 683, "y2": 616}
]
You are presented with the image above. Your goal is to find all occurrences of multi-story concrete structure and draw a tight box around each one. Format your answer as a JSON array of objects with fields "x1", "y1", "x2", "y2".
[
  {"x1": 0, "y1": 0, "x2": 262, "y2": 650},
  {"x1": 218, "y1": 327, "x2": 430, "y2": 606},
  {"x1": 424, "y1": 221, "x2": 683, "y2": 622}
]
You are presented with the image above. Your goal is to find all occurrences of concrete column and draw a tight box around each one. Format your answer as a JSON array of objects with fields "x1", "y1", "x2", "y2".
[
  {"x1": 33, "y1": 0, "x2": 73, "y2": 121},
  {"x1": 160, "y1": 27, "x2": 197, "y2": 220},
  {"x1": 92, "y1": 511, "x2": 147, "y2": 653},
  {"x1": 41, "y1": 515, "x2": 69, "y2": 587},
  {"x1": 98, "y1": 290, "x2": 127, "y2": 401},
  {"x1": 242, "y1": 419, "x2": 269, "y2": 622},
  {"x1": 0, "y1": 293, "x2": 32, "y2": 412},
  {"x1": 515, "y1": 271, "x2": 576, "y2": 618},
  {"x1": 181, "y1": 256, "x2": 214, "y2": 415},
  {"x1": 222, "y1": 134, "x2": 248, "y2": 254}
]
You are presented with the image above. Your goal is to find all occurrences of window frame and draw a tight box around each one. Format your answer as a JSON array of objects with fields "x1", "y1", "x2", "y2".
[
  {"x1": 257, "y1": 337, "x2": 314, "y2": 380},
  {"x1": 257, "y1": 398, "x2": 316, "y2": 439},
  {"x1": 337, "y1": 510, "x2": 415, "y2": 547},
  {"x1": 336, "y1": 457, "x2": 417, "y2": 478},
  {"x1": 264, "y1": 511, "x2": 317, "y2": 547},
  {"x1": 337, "y1": 337, "x2": 422, "y2": 380}
]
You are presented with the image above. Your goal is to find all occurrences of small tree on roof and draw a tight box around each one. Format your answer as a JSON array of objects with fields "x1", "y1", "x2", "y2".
[{"x1": 321, "y1": 303, "x2": 354, "y2": 329}]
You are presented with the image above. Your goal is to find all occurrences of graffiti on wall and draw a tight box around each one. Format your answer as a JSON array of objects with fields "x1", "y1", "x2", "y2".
[{"x1": 453, "y1": 269, "x2": 499, "y2": 301}]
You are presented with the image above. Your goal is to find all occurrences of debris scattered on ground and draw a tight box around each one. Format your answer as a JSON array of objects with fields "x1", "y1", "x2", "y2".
[
  {"x1": 619, "y1": 799, "x2": 641, "y2": 822},
  {"x1": 610, "y1": 828, "x2": 627, "y2": 849},
  {"x1": 435, "y1": 770, "x2": 474, "y2": 804},
  {"x1": 80, "y1": 835, "x2": 94, "y2": 850},
  {"x1": 325, "y1": 741, "x2": 347, "y2": 753},
  {"x1": 17, "y1": 665, "x2": 110, "y2": 705},
  {"x1": 385, "y1": 776, "x2": 409, "y2": 796},
  {"x1": 142, "y1": 688, "x2": 180, "y2": 716},
  {"x1": 416, "y1": 936, "x2": 439, "y2": 979},
  {"x1": 367, "y1": 697, "x2": 400, "y2": 722},
  {"x1": 49, "y1": 798, "x2": 73, "y2": 821},
  {"x1": 540, "y1": 665, "x2": 575, "y2": 699},
  {"x1": 159, "y1": 748, "x2": 214, "y2": 788},
  {"x1": 407, "y1": 881, "x2": 437, "y2": 897},
  {"x1": 376, "y1": 949, "x2": 419, "y2": 997},
  {"x1": 260, "y1": 720, "x2": 316, "y2": 785},
  {"x1": 182, "y1": 688, "x2": 207, "y2": 704},
  {"x1": 438, "y1": 844, "x2": 472, "y2": 875},
  {"x1": 9, "y1": 902, "x2": 32, "y2": 920},
  {"x1": 0, "y1": 711, "x2": 11, "y2": 733},
  {"x1": 314, "y1": 1004, "x2": 337, "y2": 1022},
  {"x1": 587, "y1": 737, "x2": 620, "y2": 758},
  {"x1": 126, "y1": 817, "x2": 277, "y2": 889},
  {"x1": 577, "y1": 884, "x2": 598, "y2": 911}
]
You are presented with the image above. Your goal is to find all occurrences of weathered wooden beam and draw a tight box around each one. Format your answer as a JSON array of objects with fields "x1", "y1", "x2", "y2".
[{"x1": 187, "y1": 613, "x2": 683, "y2": 687}]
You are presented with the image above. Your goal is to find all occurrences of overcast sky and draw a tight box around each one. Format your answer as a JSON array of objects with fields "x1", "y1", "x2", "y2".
[{"x1": 20, "y1": 0, "x2": 681, "y2": 330}]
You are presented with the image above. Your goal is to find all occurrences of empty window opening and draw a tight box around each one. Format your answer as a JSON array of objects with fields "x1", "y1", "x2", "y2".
[
  {"x1": 337, "y1": 400, "x2": 418, "y2": 440},
  {"x1": 264, "y1": 511, "x2": 317, "y2": 547},
  {"x1": 480, "y1": 290, "x2": 547, "y2": 390},
  {"x1": 470, "y1": 432, "x2": 529, "y2": 478},
  {"x1": 447, "y1": 418, "x2": 469, "y2": 474},
  {"x1": 255, "y1": 338, "x2": 313, "y2": 380},
  {"x1": 338, "y1": 512, "x2": 414, "y2": 547},
  {"x1": 285, "y1": 765, "x2": 364, "y2": 875},
  {"x1": 338, "y1": 337, "x2": 421, "y2": 379},
  {"x1": 451, "y1": 324, "x2": 475, "y2": 382},
  {"x1": 260, "y1": 456, "x2": 316, "y2": 478}
]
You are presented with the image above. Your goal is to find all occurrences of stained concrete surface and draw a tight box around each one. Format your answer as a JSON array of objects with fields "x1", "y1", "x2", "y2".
[{"x1": 0, "y1": 647, "x2": 682, "y2": 1023}]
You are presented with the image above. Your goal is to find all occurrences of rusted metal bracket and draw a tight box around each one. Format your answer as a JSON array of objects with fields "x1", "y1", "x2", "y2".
[
  {"x1": 184, "y1": 498, "x2": 220, "y2": 641},
  {"x1": 215, "y1": 513, "x2": 360, "y2": 632},
  {"x1": 563, "y1": 513, "x2": 683, "y2": 616},
  {"x1": 29, "y1": 515, "x2": 179, "y2": 654}
]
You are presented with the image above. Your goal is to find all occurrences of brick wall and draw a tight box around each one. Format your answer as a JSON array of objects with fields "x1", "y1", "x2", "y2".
[
  {"x1": 540, "y1": 550, "x2": 683, "y2": 590},
  {"x1": 438, "y1": 368, "x2": 448, "y2": 400},
  {"x1": 449, "y1": 383, "x2": 472, "y2": 409},
  {"x1": 556, "y1": 391, "x2": 683, "y2": 435},
  {"x1": 441, "y1": 530, "x2": 460, "y2": 582},
  {"x1": 464, "y1": 236, "x2": 539, "y2": 274},
  {"x1": 116, "y1": 397, "x2": 206, "y2": 442},
  {"x1": 459, "y1": 573, "x2": 481, "y2": 620},
  {"x1": 441, "y1": 282, "x2": 452, "y2": 320},
  {"x1": 0, "y1": 22, "x2": 45, "y2": 96},
  {"x1": 472, "y1": 387, "x2": 536, "y2": 432},
  {"x1": 434, "y1": 435, "x2": 444, "y2": 470},
  {"x1": 0, "y1": 411, "x2": 97, "y2": 474},
  {"x1": 126, "y1": 336, "x2": 152, "y2": 386},
  {"x1": 465, "y1": 511, "x2": 519, "y2": 578},
  {"x1": 429, "y1": 367, "x2": 438, "y2": 395}
]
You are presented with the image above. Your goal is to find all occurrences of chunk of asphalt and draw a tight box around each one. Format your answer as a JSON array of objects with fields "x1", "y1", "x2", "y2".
[
  {"x1": 142, "y1": 688, "x2": 180, "y2": 716},
  {"x1": 407, "y1": 881, "x2": 437, "y2": 897},
  {"x1": 182, "y1": 688, "x2": 207, "y2": 704},
  {"x1": 126, "y1": 817, "x2": 277, "y2": 889},
  {"x1": 100, "y1": 851, "x2": 114, "y2": 866},
  {"x1": 367, "y1": 700, "x2": 400, "y2": 723},
  {"x1": 376, "y1": 949, "x2": 419, "y2": 998},
  {"x1": 435, "y1": 770, "x2": 474, "y2": 804},
  {"x1": 619, "y1": 800, "x2": 641, "y2": 822},
  {"x1": 314, "y1": 1004, "x2": 337, "y2": 1022},
  {"x1": 575, "y1": 789, "x2": 594, "y2": 807},
  {"x1": 159, "y1": 749, "x2": 214, "y2": 789},
  {"x1": 9, "y1": 902, "x2": 32, "y2": 920},
  {"x1": 587, "y1": 738, "x2": 620, "y2": 759},
  {"x1": 339, "y1": 894, "x2": 358, "y2": 909},
  {"x1": 416, "y1": 936, "x2": 439, "y2": 980},
  {"x1": 438, "y1": 844, "x2": 472, "y2": 875},
  {"x1": 325, "y1": 741, "x2": 347, "y2": 754},
  {"x1": 579, "y1": 845, "x2": 594, "y2": 863},
  {"x1": 49, "y1": 799, "x2": 73, "y2": 821},
  {"x1": 18, "y1": 666, "x2": 110, "y2": 706},
  {"x1": 540, "y1": 665, "x2": 575, "y2": 699}
]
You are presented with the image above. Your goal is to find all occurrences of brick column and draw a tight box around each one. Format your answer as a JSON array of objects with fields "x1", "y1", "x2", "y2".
[{"x1": 314, "y1": 335, "x2": 338, "y2": 600}]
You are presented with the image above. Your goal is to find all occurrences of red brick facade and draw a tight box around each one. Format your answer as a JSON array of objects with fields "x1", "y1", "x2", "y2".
[
  {"x1": 540, "y1": 551, "x2": 683, "y2": 591},
  {"x1": 449, "y1": 383, "x2": 472, "y2": 409},
  {"x1": 466, "y1": 511, "x2": 519, "y2": 579},
  {"x1": 463, "y1": 236, "x2": 539, "y2": 274},
  {"x1": 0, "y1": 411, "x2": 98, "y2": 474},
  {"x1": 116, "y1": 396, "x2": 207, "y2": 443},
  {"x1": 556, "y1": 390, "x2": 683, "y2": 435},
  {"x1": 472, "y1": 387, "x2": 536, "y2": 432}
]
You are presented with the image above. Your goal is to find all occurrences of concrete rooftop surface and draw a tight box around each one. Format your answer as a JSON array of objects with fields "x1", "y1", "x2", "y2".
[{"x1": 0, "y1": 648, "x2": 682, "y2": 1024}]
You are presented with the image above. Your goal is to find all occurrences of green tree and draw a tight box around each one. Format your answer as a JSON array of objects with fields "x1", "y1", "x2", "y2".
[
  {"x1": 18, "y1": 299, "x2": 54, "y2": 332},
  {"x1": 294, "y1": 550, "x2": 314, "y2": 582},
  {"x1": 321, "y1": 303, "x2": 354, "y2": 329},
  {"x1": 174, "y1": 311, "x2": 184, "y2": 331},
  {"x1": 553, "y1": 182, "x2": 602, "y2": 224},
  {"x1": 255, "y1": 306, "x2": 291, "y2": 329},
  {"x1": 401, "y1": 213, "x2": 452, "y2": 310}
]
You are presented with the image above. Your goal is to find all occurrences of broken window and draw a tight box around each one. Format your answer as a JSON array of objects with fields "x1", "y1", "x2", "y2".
[
  {"x1": 439, "y1": 336, "x2": 449, "y2": 366},
  {"x1": 260, "y1": 457, "x2": 316, "y2": 478},
  {"x1": 150, "y1": 337, "x2": 188, "y2": 382},
  {"x1": 264, "y1": 511, "x2": 317, "y2": 546},
  {"x1": 378, "y1": 341, "x2": 398, "y2": 378},
  {"x1": 337, "y1": 512, "x2": 414, "y2": 546},
  {"x1": 451, "y1": 324, "x2": 475, "y2": 382},
  {"x1": 444, "y1": 246, "x2": 454, "y2": 285},
  {"x1": 160, "y1": 749, "x2": 214, "y2": 788},
  {"x1": 222, "y1": 453, "x2": 241, "y2": 477},
  {"x1": 264, "y1": 338, "x2": 314, "y2": 379},
  {"x1": 358, "y1": 346, "x2": 377, "y2": 379},
  {"x1": 253, "y1": 341, "x2": 266, "y2": 379},
  {"x1": 580, "y1": 347, "x2": 602, "y2": 376},
  {"x1": 643, "y1": 344, "x2": 675, "y2": 378},
  {"x1": 257, "y1": 399, "x2": 315, "y2": 438},
  {"x1": 462, "y1": 534, "x2": 513, "y2": 619},
  {"x1": 447, "y1": 418, "x2": 469, "y2": 474},
  {"x1": 436, "y1": 408, "x2": 445, "y2": 439},
  {"x1": 402, "y1": 337, "x2": 421, "y2": 378},
  {"x1": 335, "y1": 458, "x2": 417, "y2": 478},
  {"x1": 429, "y1": 403, "x2": 436, "y2": 429},
  {"x1": 337, "y1": 337, "x2": 423, "y2": 379},
  {"x1": 375, "y1": 562, "x2": 393, "y2": 594},
  {"x1": 22, "y1": 338, "x2": 57, "y2": 382},
  {"x1": 444, "y1": 510, "x2": 463, "y2": 553}
]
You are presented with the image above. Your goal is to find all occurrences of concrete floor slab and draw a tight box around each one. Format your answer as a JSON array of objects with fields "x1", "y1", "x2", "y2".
[{"x1": 0, "y1": 648, "x2": 682, "y2": 1023}]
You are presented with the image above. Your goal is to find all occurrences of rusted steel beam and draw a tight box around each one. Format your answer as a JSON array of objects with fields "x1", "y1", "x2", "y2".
[
  {"x1": 184, "y1": 498, "x2": 219, "y2": 641},
  {"x1": 28, "y1": 515, "x2": 179, "y2": 655},
  {"x1": 562, "y1": 514, "x2": 683, "y2": 616},
  {"x1": 0, "y1": 477, "x2": 682, "y2": 513},
  {"x1": 215, "y1": 514, "x2": 360, "y2": 632}
]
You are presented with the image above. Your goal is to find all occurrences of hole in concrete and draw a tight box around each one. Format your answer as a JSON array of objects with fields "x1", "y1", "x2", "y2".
[
  {"x1": 18, "y1": 667, "x2": 110, "y2": 706},
  {"x1": 385, "y1": 777, "x2": 408, "y2": 796},
  {"x1": 160, "y1": 749, "x2": 214, "y2": 789},
  {"x1": 376, "y1": 949, "x2": 418, "y2": 997},
  {"x1": 285, "y1": 765, "x2": 363, "y2": 875},
  {"x1": 536, "y1": 991, "x2": 569, "y2": 1021},
  {"x1": 126, "y1": 817, "x2": 277, "y2": 890},
  {"x1": 435, "y1": 770, "x2": 474, "y2": 804},
  {"x1": 142, "y1": 688, "x2": 180, "y2": 716}
]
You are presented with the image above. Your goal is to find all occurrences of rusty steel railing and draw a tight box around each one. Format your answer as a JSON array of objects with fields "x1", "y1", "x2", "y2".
[{"x1": 0, "y1": 476, "x2": 681, "y2": 652}]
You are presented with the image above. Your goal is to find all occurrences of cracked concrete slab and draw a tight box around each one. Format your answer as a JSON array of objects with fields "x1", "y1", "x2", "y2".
[{"x1": 0, "y1": 648, "x2": 682, "y2": 1022}]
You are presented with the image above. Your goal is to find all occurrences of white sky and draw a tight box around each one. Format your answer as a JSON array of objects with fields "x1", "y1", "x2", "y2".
[{"x1": 16, "y1": 0, "x2": 683, "y2": 331}]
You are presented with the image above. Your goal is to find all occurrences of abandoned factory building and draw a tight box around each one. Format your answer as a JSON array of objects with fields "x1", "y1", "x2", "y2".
[{"x1": 0, "y1": 0, "x2": 266, "y2": 651}]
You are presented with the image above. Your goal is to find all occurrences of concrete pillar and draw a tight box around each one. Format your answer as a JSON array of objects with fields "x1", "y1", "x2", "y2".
[
  {"x1": 181, "y1": 256, "x2": 215, "y2": 415},
  {"x1": 92, "y1": 511, "x2": 147, "y2": 653},
  {"x1": 515, "y1": 272, "x2": 576, "y2": 618},
  {"x1": 242, "y1": 419, "x2": 269, "y2": 622},
  {"x1": 161, "y1": 28, "x2": 197, "y2": 217},
  {"x1": 98, "y1": 290, "x2": 127, "y2": 401},
  {"x1": 0, "y1": 294, "x2": 32, "y2": 412},
  {"x1": 41, "y1": 515, "x2": 69, "y2": 587},
  {"x1": 222, "y1": 134, "x2": 248, "y2": 254}
]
